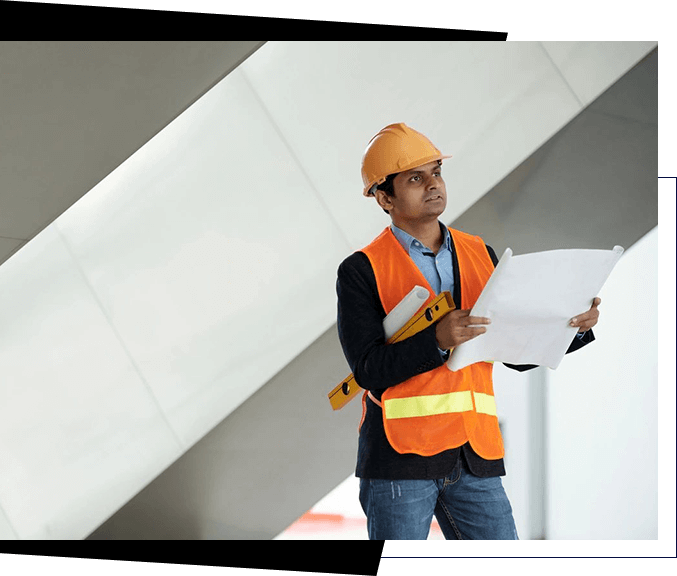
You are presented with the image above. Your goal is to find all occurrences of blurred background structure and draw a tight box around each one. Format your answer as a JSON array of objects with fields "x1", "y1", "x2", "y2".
[{"x1": 0, "y1": 41, "x2": 657, "y2": 540}]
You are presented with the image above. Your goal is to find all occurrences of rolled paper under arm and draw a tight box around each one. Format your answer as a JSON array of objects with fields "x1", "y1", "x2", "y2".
[
  {"x1": 329, "y1": 285, "x2": 444, "y2": 411},
  {"x1": 382, "y1": 285, "x2": 430, "y2": 339}
]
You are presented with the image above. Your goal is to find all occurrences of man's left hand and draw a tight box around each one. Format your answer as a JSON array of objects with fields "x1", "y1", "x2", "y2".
[{"x1": 570, "y1": 297, "x2": 601, "y2": 333}]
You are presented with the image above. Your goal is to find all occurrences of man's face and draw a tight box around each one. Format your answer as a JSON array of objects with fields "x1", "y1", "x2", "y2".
[{"x1": 377, "y1": 160, "x2": 447, "y2": 223}]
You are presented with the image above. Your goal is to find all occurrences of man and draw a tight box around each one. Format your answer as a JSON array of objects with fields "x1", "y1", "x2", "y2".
[{"x1": 336, "y1": 123, "x2": 601, "y2": 540}]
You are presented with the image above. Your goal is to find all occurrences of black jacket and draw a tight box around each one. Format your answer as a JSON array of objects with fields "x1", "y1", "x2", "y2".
[{"x1": 336, "y1": 238, "x2": 594, "y2": 479}]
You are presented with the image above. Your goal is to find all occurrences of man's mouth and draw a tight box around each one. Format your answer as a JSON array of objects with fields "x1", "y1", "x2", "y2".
[{"x1": 425, "y1": 195, "x2": 443, "y2": 202}]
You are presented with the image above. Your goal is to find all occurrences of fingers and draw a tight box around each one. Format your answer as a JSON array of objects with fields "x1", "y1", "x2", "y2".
[
  {"x1": 454, "y1": 311, "x2": 490, "y2": 344},
  {"x1": 570, "y1": 313, "x2": 596, "y2": 330},
  {"x1": 453, "y1": 325, "x2": 488, "y2": 346},
  {"x1": 452, "y1": 309, "x2": 491, "y2": 327},
  {"x1": 570, "y1": 298, "x2": 601, "y2": 332},
  {"x1": 466, "y1": 325, "x2": 489, "y2": 337},
  {"x1": 437, "y1": 310, "x2": 491, "y2": 349},
  {"x1": 463, "y1": 316, "x2": 492, "y2": 327}
]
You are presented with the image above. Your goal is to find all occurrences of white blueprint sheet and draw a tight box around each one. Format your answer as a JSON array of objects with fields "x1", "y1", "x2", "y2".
[{"x1": 446, "y1": 245, "x2": 624, "y2": 371}]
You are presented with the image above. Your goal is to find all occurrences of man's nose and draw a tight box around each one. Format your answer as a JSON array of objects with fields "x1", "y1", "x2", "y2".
[{"x1": 425, "y1": 175, "x2": 438, "y2": 189}]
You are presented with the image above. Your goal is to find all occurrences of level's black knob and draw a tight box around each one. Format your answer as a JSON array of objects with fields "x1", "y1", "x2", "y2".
[
  {"x1": 425, "y1": 308, "x2": 433, "y2": 322},
  {"x1": 342, "y1": 382, "x2": 350, "y2": 395}
]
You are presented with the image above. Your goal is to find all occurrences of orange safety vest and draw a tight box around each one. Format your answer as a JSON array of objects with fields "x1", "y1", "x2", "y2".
[{"x1": 359, "y1": 226, "x2": 504, "y2": 459}]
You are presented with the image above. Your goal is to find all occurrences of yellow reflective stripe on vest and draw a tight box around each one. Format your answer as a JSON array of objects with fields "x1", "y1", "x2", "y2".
[
  {"x1": 473, "y1": 392, "x2": 497, "y2": 416},
  {"x1": 384, "y1": 391, "x2": 472, "y2": 419},
  {"x1": 383, "y1": 391, "x2": 496, "y2": 419}
]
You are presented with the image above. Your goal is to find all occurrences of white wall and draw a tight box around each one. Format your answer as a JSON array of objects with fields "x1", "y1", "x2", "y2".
[{"x1": 547, "y1": 227, "x2": 658, "y2": 539}]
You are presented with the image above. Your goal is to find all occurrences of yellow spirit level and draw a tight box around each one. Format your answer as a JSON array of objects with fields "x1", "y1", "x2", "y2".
[{"x1": 328, "y1": 291, "x2": 455, "y2": 410}]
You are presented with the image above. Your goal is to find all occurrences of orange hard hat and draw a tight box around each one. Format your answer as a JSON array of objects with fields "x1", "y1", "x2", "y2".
[{"x1": 361, "y1": 123, "x2": 451, "y2": 196}]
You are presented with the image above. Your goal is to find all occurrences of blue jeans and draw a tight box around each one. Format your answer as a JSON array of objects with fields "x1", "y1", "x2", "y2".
[{"x1": 359, "y1": 456, "x2": 518, "y2": 540}]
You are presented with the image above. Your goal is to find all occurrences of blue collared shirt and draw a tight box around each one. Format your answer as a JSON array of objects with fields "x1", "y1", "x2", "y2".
[
  {"x1": 391, "y1": 221, "x2": 454, "y2": 358},
  {"x1": 390, "y1": 221, "x2": 454, "y2": 298}
]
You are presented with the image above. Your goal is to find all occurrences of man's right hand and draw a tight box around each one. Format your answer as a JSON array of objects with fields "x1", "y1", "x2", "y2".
[{"x1": 435, "y1": 309, "x2": 491, "y2": 351}]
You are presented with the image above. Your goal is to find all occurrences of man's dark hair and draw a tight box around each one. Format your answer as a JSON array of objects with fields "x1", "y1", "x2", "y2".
[{"x1": 376, "y1": 173, "x2": 397, "y2": 214}]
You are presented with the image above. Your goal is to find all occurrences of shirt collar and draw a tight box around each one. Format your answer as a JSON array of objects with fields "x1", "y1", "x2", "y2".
[{"x1": 390, "y1": 221, "x2": 452, "y2": 255}]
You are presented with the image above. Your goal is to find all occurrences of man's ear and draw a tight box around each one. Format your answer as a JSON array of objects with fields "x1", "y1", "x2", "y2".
[{"x1": 374, "y1": 189, "x2": 393, "y2": 213}]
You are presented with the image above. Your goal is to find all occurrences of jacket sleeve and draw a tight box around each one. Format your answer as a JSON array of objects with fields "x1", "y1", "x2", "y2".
[
  {"x1": 485, "y1": 244, "x2": 595, "y2": 373},
  {"x1": 336, "y1": 252, "x2": 445, "y2": 391}
]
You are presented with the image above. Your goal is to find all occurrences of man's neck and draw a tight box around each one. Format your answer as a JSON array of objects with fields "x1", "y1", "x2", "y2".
[{"x1": 392, "y1": 219, "x2": 444, "y2": 253}]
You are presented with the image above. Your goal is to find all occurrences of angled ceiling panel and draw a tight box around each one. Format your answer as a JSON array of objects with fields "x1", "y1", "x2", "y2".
[{"x1": 0, "y1": 40, "x2": 265, "y2": 267}]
